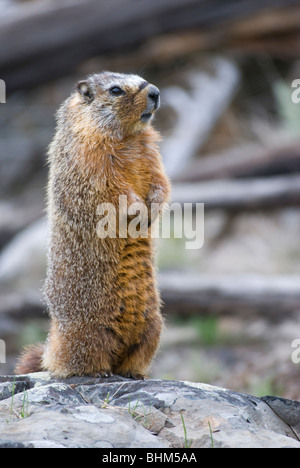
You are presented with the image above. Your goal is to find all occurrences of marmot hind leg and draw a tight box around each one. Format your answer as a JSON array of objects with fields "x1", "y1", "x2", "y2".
[
  {"x1": 42, "y1": 318, "x2": 117, "y2": 378},
  {"x1": 114, "y1": 314, "x2": 163, "y2": 379}
]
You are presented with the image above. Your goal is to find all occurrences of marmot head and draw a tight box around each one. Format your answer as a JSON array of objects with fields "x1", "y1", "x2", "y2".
[{"x1": 68, "y1": 71, "x2": 160, "y2": 140}]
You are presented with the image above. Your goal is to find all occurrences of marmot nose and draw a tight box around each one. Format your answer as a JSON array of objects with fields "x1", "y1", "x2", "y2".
[{"x1": 148, "y1": 85, "x2": 160, "y2": 109}]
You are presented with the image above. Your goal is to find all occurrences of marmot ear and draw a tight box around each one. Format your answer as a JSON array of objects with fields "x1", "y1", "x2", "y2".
[{"x1": 77, "y1": 81, "x2": 94, "y2": 102}]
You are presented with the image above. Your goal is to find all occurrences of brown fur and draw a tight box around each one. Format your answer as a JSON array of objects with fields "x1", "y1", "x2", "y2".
[
  {"x1": 16, "y1": 72, "x2": 170, "y2": 379},
  {"x1": 15, "y1": 343, "x2": 44, "y2": 374}
]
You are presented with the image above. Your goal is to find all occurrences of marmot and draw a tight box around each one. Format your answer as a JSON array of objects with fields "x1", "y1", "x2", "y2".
[{"x1": 15, "y1": 71, "x2": 170, "y2": 379}]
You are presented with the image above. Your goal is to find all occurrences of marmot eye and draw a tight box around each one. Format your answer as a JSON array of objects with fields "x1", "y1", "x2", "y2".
[{"x1": 109, "y1": 86, "x2": 124, "y2": 96}]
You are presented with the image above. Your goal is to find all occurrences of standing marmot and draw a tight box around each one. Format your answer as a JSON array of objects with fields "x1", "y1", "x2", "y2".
[{"x1": 16, "y1": 71, "x2": 170, "y2": 379}]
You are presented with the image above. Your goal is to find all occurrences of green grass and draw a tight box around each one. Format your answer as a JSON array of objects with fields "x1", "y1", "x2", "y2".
[
  {"x1": 8, "y1": 378, "x2": 16, "y2": 423},
  {"x1": 6, "y1": 379, "x2": 30, "y2": 421},
  {"x1": 20, "y1": 390, "x2": 29, "y2": 419},
  {"x1": 248, "y1": 377, "x2": 283, "y2": 398},
  {"x1": 191, "y1": 317, "x2": 219, "y2": 346},
  {"x1": 173, "y1": 316, "x2": 220, "y2": 346},
  {"x1": 19, "y1": 320, "x2": 48, "y2": 349},
  {"x1": 180, "y1": 412, "x2": 192, "y2": 448},
  {"x1": 208, "y1": 421, "x2": 214, "y2": 448}
]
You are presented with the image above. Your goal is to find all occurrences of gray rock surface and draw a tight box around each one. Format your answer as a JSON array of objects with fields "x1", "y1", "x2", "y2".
[{"x1": 0, "y1": 373, "x2": 300, "y2": 448}]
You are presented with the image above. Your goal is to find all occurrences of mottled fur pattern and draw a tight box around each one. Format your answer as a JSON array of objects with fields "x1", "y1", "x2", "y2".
[{"x1": 15, "y1": 72, "x2": 170, "y2": 379}]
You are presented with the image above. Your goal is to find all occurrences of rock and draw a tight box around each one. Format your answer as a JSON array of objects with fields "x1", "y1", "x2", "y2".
[
  {"x1": 0, "y1": 373, "x2": 299, "y2": 448},
  {"x1": 261, "y1": 395, "x2": 300, "y2": 440},
  {"x1": 0, "y1": 374, "x2": 167, "y2": 449}
]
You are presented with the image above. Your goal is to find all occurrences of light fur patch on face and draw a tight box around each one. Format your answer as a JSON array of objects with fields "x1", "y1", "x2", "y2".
[
  {"x1": 103, "y1": 73, "x2": 145, "y2": 92},
  {"x1": 69, "y1": 94, "x2": 81, "y2": 108}
]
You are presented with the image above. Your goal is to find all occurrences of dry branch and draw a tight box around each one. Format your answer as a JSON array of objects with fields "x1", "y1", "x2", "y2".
[
  {"x1": 2, "y1": 274, "x2": 299, "y2": 322},
  {"x1": 175, "y1": 142, "x2": 300, "y2": 183},
  {"x1": 159, "y1": 272, "x2": 300, "y2": 318},
  {"x1": 172, "y1": 175, "x2": 300, "y2": 211},
  {"x1": 161, "y1": 59, "x2": 240, "y2": 178}
]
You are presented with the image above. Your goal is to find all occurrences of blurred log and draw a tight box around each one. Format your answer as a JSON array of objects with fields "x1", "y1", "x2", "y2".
[
  {"x1": 2, "y1": 0, "x2": 300, "y2": 92},
  {"x1": 159, "y1": 273, "x2": 300, "y2": 319},
  {"x1": 93, "y1": 4, "x2": 300, "y2": 72},
  {"x1": 2, "y1": 273, "x2": 299, "y2": 322},
  {"x1": 0, "y1": 200, "x2": 43, "y2": 251},
  {"x1": 161, "y1": 59, "x2": 240, "y2": 178},
  {"x1": 175, "y1": 142, "x2": 300, "y2": 183},
  {"x1": 0, "y1": 291, "x2": 44, "y2": 320},
  {"x1": 172, "y1": 174, "x2": 300, "y2": 211}
]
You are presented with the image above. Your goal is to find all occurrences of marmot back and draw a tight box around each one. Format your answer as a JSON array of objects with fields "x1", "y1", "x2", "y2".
[{"x1": 16, "y1": 71, "x2": 170, "y2": 379}]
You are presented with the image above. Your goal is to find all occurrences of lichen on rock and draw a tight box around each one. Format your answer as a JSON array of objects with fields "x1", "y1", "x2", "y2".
[{"x1": 0, "y1": 373, "x2": 299, "y2": 448}]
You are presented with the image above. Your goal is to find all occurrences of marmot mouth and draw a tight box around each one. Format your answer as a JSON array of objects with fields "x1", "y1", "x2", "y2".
[{"x1": 141, "y1": 112, "x2": 153, "y2": 123}]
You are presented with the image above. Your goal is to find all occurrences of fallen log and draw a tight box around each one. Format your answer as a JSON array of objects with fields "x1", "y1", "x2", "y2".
[
  {"x1": 172, "y1": 174, "x2": 300, "y2": 211},
  {"x1": 1, "y1": 274, "x2": 299, "y2": 322},
  {"x1": 2, "y1": 0, "x2": 300, "y2": 92},
  {"x1": 159, "y1": 272, "x2": 300, "y2": 319},
  {"x1": 92, "y1": 3, "x2": 300, "y2": 72},
  {"x1": 174, "y1": 142, "x2": 300, "y2": 183}
]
